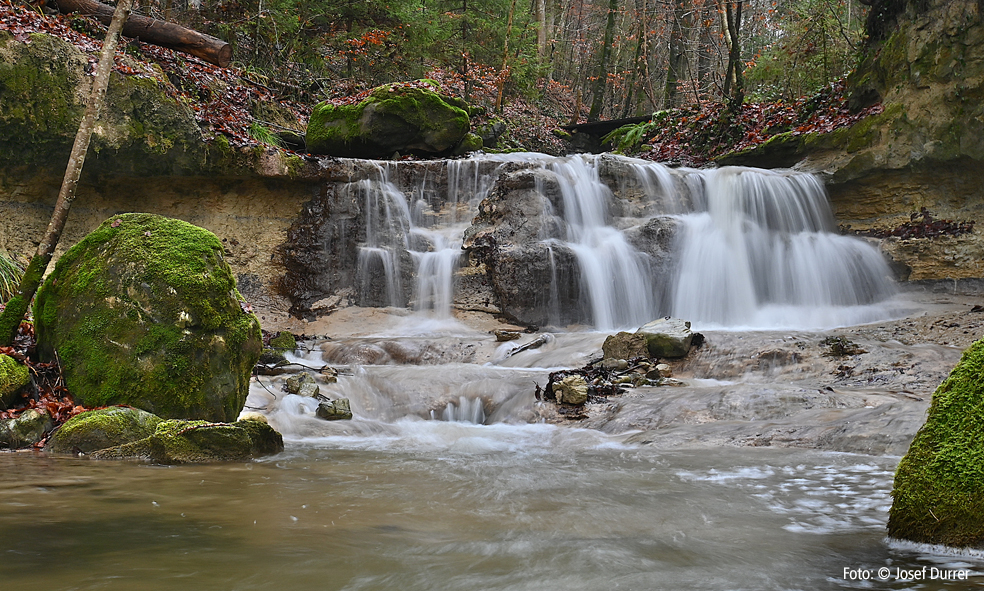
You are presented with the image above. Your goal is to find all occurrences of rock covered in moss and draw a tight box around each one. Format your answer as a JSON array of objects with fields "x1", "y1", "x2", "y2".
[
  {"x1": 46, "y1": 406, "x2": 163, "y2": 454},
  {"x1": 0, "y1": 409, "x2": 52, "y2": 448},
  {"x1": 49, "y1": 407, "x2": 283, "y2": 463},
  {"x1": 34, "y1": 214, "x2": 263, "y2": 422},
  {"x1": 888, "y1": 337, "x2": 984, "y2": 547},
  {"x1": 268, "y1": 331, "x2": 297, "y2": 351},
  {"x1": 0, "y1": 353, "x2": 30, "y2": 410},
  {"x1": 602, "y1": 332, "x2": 650, "y2": 362},
  {"x1": 306, "y1": 81, "x2": 470, "y2": 158}
]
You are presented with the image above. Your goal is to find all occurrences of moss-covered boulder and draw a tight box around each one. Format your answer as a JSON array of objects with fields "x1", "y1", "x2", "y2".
[
  {"x1": 888, "y1": 338, "x2": 984, "y2": 547},
  {"x1": 46, "y1": 406, "x2": 162, "y2": 453},
  {"x1": 34, "y1": 214, "x2": 263, "y2": 422},
  {"x1": 306, "y1": 81, "x2": 470, "y2": 158},
  {"x1": 0, "y1": 353, "x2": 30, "y2": 410},
  {"x1": 88, "y1": 418, "x2": 284, "y2": 463}
]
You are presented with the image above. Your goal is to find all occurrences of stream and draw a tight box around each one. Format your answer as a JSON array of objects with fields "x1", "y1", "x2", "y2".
[{"x1": 2, "y1": 153, "x2": 983, "y2": 589}]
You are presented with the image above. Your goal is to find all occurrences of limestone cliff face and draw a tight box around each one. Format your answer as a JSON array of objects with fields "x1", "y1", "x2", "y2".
[{"x1": 798, "y1": 0, "x2": 984, "y2": 285}]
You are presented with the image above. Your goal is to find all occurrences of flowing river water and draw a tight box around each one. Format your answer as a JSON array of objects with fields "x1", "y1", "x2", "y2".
[{"x1": 2, "y1": 154, "x2": 984, "y2": 589}]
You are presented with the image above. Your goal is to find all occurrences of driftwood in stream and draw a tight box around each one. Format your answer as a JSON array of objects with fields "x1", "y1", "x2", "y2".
[{"x1": 54, "y1": 0, "x2": 232, "y2": 67}]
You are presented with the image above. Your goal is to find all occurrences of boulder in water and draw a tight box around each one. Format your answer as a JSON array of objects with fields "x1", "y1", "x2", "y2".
[
  {"x1": 317, "y1": 398, "x2": 352, "y2": 421},
  {"x1": 0, "y1": 409, "x2": 52, "y2": 449},
  {"x1": 306, "y1": 81, "x2": 471, "y2": 158},
  {"x1": 47, "y1": 406, "x2": 163, "y2": 454},
  {"x1": 888, "y1": 338, "x2": 984, "y2": 547},
  {"x1": 636, "y1": 318, "x2": 694, "y2": 359},
  {"x1": 602, "y1": 332, "x2": 650, "y2": 361},
  {"x1": 0, "y1": 354, "x2": 30, "y2": 410},
  {"x1": 285, "y1": 372, "x2": 320, "y2": 398},
  {"x1": 553, "y1": 375, "x2": 588, "y2": 405},
  {"x1": 34, "y1": 214, "x2": 262, "y2": 422}
]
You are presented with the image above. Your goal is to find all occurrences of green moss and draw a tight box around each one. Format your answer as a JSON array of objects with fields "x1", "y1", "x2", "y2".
[
  {"x1": 888, "y1": 337, "x2": 984, "y2": 547},
  {"x1": 34, "y1": 214, "x2": 262, "y2": 422},
  {"x1": 47, "y1": 406, "x2": 163, "y2": 453},
  {"x1": 0, "y1": 353, "x2": 30, "y2": 409},
  {"x1": 268, "y1": 331, "x2": 297, "y2": 351},
  {"x1": 306, "y1": 81, "x2": 470, "y2": 158}
]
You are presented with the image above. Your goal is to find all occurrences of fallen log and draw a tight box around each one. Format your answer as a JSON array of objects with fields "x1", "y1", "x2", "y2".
[{"x1": 54, "y1": 0, "x2": 232, "y2": 67}]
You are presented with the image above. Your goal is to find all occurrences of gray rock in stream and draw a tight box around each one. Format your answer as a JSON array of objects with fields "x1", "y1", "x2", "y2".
[
  {"x1": 637, "y1": 318, "x2": 694, "y2": 359},
  {"x1": 317, "y1": 398, "x2": 353, "y2": 421},
  {"x1": 285, "y1": 372, "x2": 320, "y2": 398}
]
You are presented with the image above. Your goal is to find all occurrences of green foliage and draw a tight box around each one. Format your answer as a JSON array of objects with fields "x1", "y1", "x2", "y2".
[
  {"x1": 0, "y1": 248, "x2": 23, "y2": 304},
  {"x1": 602, "y1": 115, "x2": 664, "y2": 154},
  {"x1": 744, "y1": 0, "x2": 867, "y2": 102},
  {"x1": 247, "y1": 122, "x2": 284, "y2": 147}
]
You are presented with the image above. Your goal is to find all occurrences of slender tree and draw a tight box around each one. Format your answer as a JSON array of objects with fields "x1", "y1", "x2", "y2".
[
  {"x1": 587, "y1": 0, "x2": 618, "y2": 121},
  {"x1": 0, "y1": 0, "x2": 134, "y2": 346}
]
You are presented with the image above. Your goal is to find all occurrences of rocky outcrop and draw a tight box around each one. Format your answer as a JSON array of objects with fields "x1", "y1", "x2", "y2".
[
  {"x1": 720, "y1": 0, "x2": 984, "y2": 287},
  {"x1": 34, "y1": 214, "x2": 262, "y2": 422},
  {"x1": 306, "y1": 82, "x2": 474, "y2": 158},
  {"x1": 888, "y1": 337, "x2": 984, "y2": 547}
]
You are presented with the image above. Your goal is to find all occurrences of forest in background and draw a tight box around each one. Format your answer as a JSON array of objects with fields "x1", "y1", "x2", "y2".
[{"x1": 131, "y1": 0, "x2": 869, "y2": 123}]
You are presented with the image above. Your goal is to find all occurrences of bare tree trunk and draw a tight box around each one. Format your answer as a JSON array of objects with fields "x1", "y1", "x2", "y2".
[
  {"x1": 588, "y1": 0, "x2": 618, "y2": 121},
  {"x1": 0, "y1": 0, "x2": 134, "y2": 346},
  {"x1": 663, "y1": 0, "x2": 690, "y2": 108},
  {"x1": 495, "y1": 0, "x2": 519, "y2": 113},
  {"x1": 535, "y1": 0, "x2": 548, "y2": 59},
  {"x1": 721, "y1": 0, "x2": 744, "y2": 105}
]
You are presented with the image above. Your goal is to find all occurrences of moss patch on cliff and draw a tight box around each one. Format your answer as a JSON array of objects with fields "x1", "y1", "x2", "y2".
[
  {"x1": 34, "y1": 214, "x2": 262, "y2": 422},
  {"x1": 0, "y1": 353, "x2": 29, "y2": 409},
  {"x1": 888, "y1": 337, "x2": 984, "y2": 547}
]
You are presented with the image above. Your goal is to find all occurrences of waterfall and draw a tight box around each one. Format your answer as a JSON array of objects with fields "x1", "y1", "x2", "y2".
[
  {"x1": 544, "y1": 157, "x2": 657, "y2": 330},
  {"x1": 340, "y1": 153, "x2": 895, "y2": 330},
  {"x1": 667, "y1": 167, "x2": 896, "y2": 327}
]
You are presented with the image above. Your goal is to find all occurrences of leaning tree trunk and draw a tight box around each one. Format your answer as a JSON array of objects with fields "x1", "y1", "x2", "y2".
[
  {"x1": 0, "y1": 0, "x2": 134, "y2": 347},
  {"x1": 54, "y1": 0, "x2": 231, "y2": 67}
]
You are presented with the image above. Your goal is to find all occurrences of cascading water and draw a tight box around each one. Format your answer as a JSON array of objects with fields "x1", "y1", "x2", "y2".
[
  {"x1": 346, "y1": 153, "x2": 894, "y2": 330},
  {"x1": 666, "y1": 166, "x2": 896, "y2": 328}
]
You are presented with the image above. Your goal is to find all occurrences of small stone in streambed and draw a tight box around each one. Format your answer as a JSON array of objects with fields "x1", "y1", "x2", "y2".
[{"x1": 316, "y1": 398, "x2": 352, "y2": 420}]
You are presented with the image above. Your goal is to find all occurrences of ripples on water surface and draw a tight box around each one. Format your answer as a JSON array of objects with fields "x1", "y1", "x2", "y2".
[{"x1": 1, "y1": 427, "x2": 982, "y2": 591}]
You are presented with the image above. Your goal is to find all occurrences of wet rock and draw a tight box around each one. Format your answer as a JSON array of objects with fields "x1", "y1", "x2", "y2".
[
  {"x1": 553, "y1": 375, "x2": 588, "y2": 405},
  {"x1": 0, "y1": 353, "x2": 30, "y2": 410},
  {"x1": 320, "y1": 366, "x2": 339, "y2": 384},
  {"x1": 637, "y1": 318, "x2": 694, "y2": 358},
  {"x1": 601, "y1": 358, "x2": 629, "y2": 370},
  {"x1": 285, "y1": 372, "x2": 320, "y2": 397},
  {"x1": 494, "y1": 330, "x2": 521, "y2": 342},
  {"x1": 821, "y1": 336, "x2": 867, "y2": 357},
  {"x1": 647, "y1": 363, "x2": 673, "y2": 379},
  {"x1": 0, "y1": 409, "x2": 53, "y2": 449},
  {"x1": 888, "y1": 337, "x2": 984, "y2": 547},
  {"x1": 88, "y1": 418, "x2": 284, "y2": 463},
  {"x1": 316, "y1": 398, "x2": 353, "y2": 421},
  {"x1": 47, "y1": 406, "x2": 164, "y2": 454},
  {"x1": 34, "y1": 214, "x2": 262, "y2": 422},
  {"x1": 602, "y1": 332, "x2": 650, "y2": 362}
]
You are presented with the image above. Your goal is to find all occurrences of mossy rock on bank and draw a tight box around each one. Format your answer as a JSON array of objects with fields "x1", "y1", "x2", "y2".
[
  {"x1": 306, "y1": 81, "x2": 471, "y2": 158},
  {"x1": 48, "y1": 407, "x2": 283, "y2": 463},
  {"x1": 34, "y1": 214, "x2": 262, "y2": 422},
  {"x1": 0, "y1": 353, "x2": 30, "y2": 410},
  {"x1": 0, "y1": 409, "x2": 52, "y2": 448},
  {"x1": 888, "y1": 338, "x2": 984, "y2": 547}
]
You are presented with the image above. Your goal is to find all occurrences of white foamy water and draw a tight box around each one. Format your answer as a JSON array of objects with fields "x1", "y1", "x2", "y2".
[{"x1": 340, "y1": 153, "x2": 897, "y2": 331}]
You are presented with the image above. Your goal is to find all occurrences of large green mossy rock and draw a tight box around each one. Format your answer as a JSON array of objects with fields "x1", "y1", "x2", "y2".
[
  {"x1": 888, "y1": 338, "x2": 984, "y2": 547},
  {"x1": 46, "y1": 406, "x2": 163, "y2": 454},
  {"x1": 306, "y1": 81, "x2": 470, "y2": 158},
  {"x1": 48, "y1": 407, "x2": 284, "y2": 463},
  {"x1": 89, "y1": 418, "x2": 284, "y2": 463},
  {"x1": 34, "y1": 214, "x2": 262, "y2": 422},
  {"x1": 0, "y1": 353, "x2": 30, "y2": 410}
]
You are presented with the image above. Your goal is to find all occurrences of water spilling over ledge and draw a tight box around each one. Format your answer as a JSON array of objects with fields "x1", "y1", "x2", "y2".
[{"x1": 281, "y1": 153, "x2": 897, "y2": 330}]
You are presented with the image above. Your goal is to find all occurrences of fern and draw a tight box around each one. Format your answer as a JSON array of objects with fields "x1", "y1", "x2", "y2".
[{"x1": 602, "y1": 113, "x2": 664, "y2": 154}]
